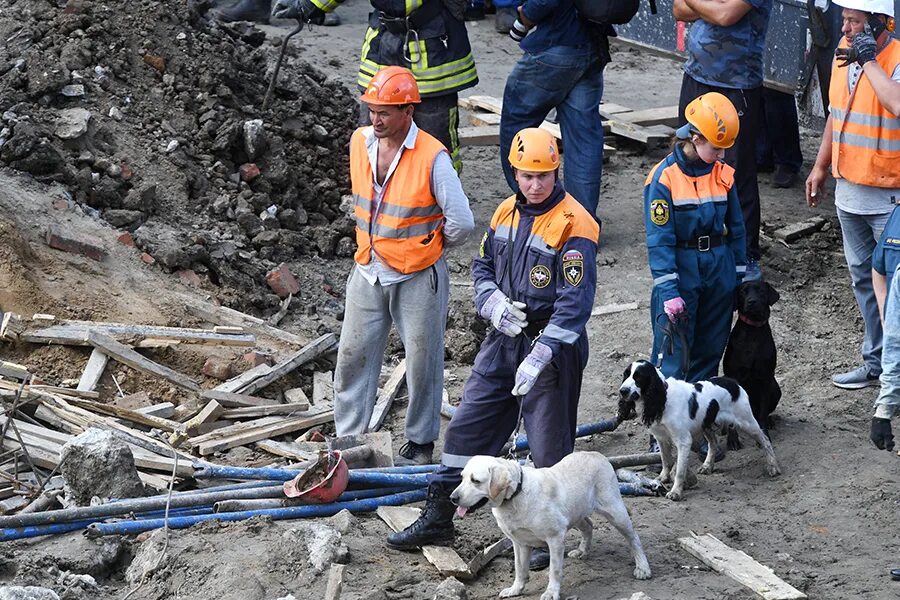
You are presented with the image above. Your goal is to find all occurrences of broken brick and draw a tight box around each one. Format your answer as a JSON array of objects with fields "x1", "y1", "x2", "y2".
[
  {"x1": 143, "y1": 53, "x2": 166, "y2": 73},
  {"x1": 46, "y1": 225, "x2": 107, "y2": 262},
  {"x1": 266, "y1": 263, "x2": 300, "y2": 299},
  {"x1": 117, "y1": 232, "x2": 136, "y2": 247},
  {"x1": 201, "y1": 357, "x2": 235, "y2": 381},
  {"x1": 239, "y1": 163, "x2": 260, "y2": 182},
  {"x1": 140, "y1": 252, "x2": 156, "y2": 265},
  {"x1": 120, "y1": 163, "x2": 134, "y2": 181},
  {"x1": 177, "y1": 269, "x2": 202, "y2": 287},
  {"x1": 242, "y1": 350, "x2": 274, "y2": 369}
]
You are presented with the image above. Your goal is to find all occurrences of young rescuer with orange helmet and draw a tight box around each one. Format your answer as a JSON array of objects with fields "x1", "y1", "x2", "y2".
[
  {"x1": 386, "y1": 128, "x2": 599, "y2": 563},
  {"x1": 644, "y1": 92, "x2": 747, "y2": 382}
]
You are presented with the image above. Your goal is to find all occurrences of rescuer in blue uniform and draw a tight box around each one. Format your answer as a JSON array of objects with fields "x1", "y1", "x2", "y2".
[
  {"x1": 645, "y1": 92, "x2": 747, "y2": 382},
  {"x1": 385, "y1": 127, "x2": 600, "y2": 552}
]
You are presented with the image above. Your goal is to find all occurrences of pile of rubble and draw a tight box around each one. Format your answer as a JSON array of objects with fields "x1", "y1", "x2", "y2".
[{"x1": 0, "y1": 0, "x2": 358, "y2": 311}]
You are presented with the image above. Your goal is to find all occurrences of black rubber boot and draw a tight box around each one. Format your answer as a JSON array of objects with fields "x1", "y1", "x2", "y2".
[
  {"x1": 215, "y1": 0, "x2": 271, "y2": 23},
  {"x1": 386, "y1": 484, "x2": 455, "y2": 549}
]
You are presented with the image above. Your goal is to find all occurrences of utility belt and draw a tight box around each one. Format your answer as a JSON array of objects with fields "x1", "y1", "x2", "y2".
[
  {"x1": 377, "y1": 0, "x2": 443, "y2": 34},
  {"x1": 676, "y1": 235, "x2": 724, "y2": 252},
  {"x1": 524, "y1": 317, "x2": 551, "y2": 339}
]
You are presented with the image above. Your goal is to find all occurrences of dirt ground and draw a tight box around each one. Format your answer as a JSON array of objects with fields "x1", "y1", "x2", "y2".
[{"x1": 1, "y1": 1, "x2": 899, "y2": 599}]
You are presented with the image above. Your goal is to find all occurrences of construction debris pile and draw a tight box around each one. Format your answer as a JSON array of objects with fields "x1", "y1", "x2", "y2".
[{"x1": 0, "y1": 0, "x2": 358, "y2": 311}]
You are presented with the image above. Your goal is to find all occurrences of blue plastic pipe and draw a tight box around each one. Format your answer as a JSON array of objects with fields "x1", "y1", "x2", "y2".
[
  {"x1": 193, "y1": 464, "x2": 430, "y2": 488},
  {"x1": 86, "y1": 488, "x2": 428, "y2": 538},
  {"x1": 214, "y1": 485, "x2": 421, "y2": 512},
  {"x1": 513, "y1": 418, "x2": 620, "y2": 452}
]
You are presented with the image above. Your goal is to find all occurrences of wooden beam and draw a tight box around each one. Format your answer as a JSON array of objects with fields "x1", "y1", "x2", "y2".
[
  {"x1": 197, "y1": 408, "x2": 335, "y2": 455},
  {"x1": 368, "y1": 359, "x2": 406, "y2": 432},
  {"x1": 184, "y1": 400, "x2": 225, "y2": 435},
  {"x1": 238, "y1": 333, "x2": 338, "y2": 396},
  {"x1": 468, "y1": 111, "x2": 500, "y2": 127},
  {"x1": 459, "y1": 126, "x2": 499, "y2": 146},
  {"x1": 606, "y1": 120, "x2": 672, "y2": 147},
  {"x1": 137, "y1": 402, "x2": 176, "y2": 419},
  {"x1": 212, "y1": 364, "x2": 272, "y2": 394},
  {"x1": 255, "y1": 439, "x2": 319, "y2": 462},
  {"x1": 464, "y1": 95, "x2": 503, "y2": 114},
  {"x1": 182, "y1": 299, "x2": 309, "y2": 347},
  {"x1": 679, "y1": 533, "x2": 807, "y2": 600},
  {"x1": 377, "y1": 506, "x2": 470, "y2": 578},
  {"x1": 76, "y1": 348, "x2": 108, "y2": 392},
  {"x1": 598, "y1": 102, "x2": 633, "y2": 115},
  {"x1": 590, "y1": 301, "x2": 640, "y2": 317},
  {"x1": 21, "y1": 320, "x2": 256, "y2": 347},
  {"x1": 618, "y1": 105, "x2": 679, "y2": 127},
  {"x1": 222, "y1": 402, "x2": 310, "y2": 419},
  {"x1": 28, "y1": 385, "x2": 99, "y2": 399},
  {"x1": 200, "y1": 389, "x2": 278, "y2": 408},
  {"x1": 65, "y1": 397, "x2": 184, "y2": 433},
  {"x1": 87, "y1": 332, "x2": 201, "y2": 393},
  {"x1": 324, "y1": 563, "x2": 345, "y2": 600},
  {"x1": 0, "y1": 360, "x2": 30, "y2": 381}
]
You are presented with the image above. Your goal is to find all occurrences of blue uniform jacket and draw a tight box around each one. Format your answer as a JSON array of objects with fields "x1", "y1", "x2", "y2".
[
  {"x1": 519, "y1": 0, "x2": 596, "y2": 52},
  {"x1": 874, "y1": 203, "x2": 900, "y2": 303},
  {"x1": 473, "y1": 182, "x2": 599, "y2": 357},
  {"x1": 644, "y1": 144, "x2": 747, "y2": 302}
]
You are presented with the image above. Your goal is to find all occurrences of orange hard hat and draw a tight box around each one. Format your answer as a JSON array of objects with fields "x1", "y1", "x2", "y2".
[
  {"x1": 360, "y1": 67, "x2": 421, "y2": 106},
  {"x1": 680, "y1": 92, "x2": 740, "y2": 149},
  {"x1": 508, "y1": 128, "x2": 560, "y2": 172}
]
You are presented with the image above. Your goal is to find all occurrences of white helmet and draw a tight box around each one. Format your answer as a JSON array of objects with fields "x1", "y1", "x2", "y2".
[{"x1": 833, "y1": 0, "x2": 894, "y2": 17}]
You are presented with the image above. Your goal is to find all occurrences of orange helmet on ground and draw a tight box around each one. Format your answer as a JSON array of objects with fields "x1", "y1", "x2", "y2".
[
  {"x1": 677, "y1": 92, "x2": 740, "y2": 149},
  {"x1": 508, "y1": 128, "x2": 560, "y2": 172},
  {"x1": 360, "y1": 67, "x2": 421, "y2": 105}
]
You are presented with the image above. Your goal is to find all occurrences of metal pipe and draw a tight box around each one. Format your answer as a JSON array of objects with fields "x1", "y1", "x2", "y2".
[
  {"x1": 608, "y1": 453, "x2": 661, "y2": 469},
  {"x1": 214, "y1": 485, "x2": 417, "y2": 513},
  {"x1": 193, "y1": 464, "x2": 430, "y2": 488},
  {"x1": 513, "y1": 418, "x2": 620, "y2": 452},
  {"x1": 86, "y1": 488, "x2": 429, "y2": 538}
]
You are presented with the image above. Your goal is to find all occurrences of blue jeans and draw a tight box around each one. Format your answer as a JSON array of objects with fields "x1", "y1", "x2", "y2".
[
  {"x1": 500, "y1": 46, "x2": 605, "y2": 218},
  {"x1": 876, "y1": 265, "x2": 900, "y2": 418},
  {"x1": 837, "y1": 207, "x2": 892, "y2": 375}
]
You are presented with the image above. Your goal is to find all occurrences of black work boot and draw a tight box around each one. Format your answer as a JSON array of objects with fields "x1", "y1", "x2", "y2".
[
  {"x1": 386, "y1": 484, "x2": 455, "y2": 549},
  {"x1": 395, "y1": 440, "x2": 434, "y2": 466},
  {"x1": 214, "y1": 0, "x2": 271, "y2": 23},
  {"x1": 529, "y1": 547, "x2": 551, "y2": 571}
]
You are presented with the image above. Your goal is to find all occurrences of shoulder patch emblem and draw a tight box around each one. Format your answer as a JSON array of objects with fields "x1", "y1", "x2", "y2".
[
  {"x1": 562, "y1": 250, "x2": 584, "y2": 286},
  {"x1": 479, "y1": 231, "x2": 488, "y2": 257},
  {"x1": 650, "y1": 199, "x2": 669, "y2": 226},
  {"x1": 529, "y1": 265, "x2": 552, "y2": 289}
]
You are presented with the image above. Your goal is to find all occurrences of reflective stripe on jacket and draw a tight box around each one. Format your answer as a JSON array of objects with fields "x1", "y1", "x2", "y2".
[
  {"x1": 829, "y1": 38, "x2": 900, "y2": 188},
  {"x1": 349, "y1": 127, "x2": 445, "y2": 274}
]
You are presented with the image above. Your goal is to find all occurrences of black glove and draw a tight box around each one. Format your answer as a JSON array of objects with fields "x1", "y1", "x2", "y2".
[
  {"x1": 509, "y1": 18, "x2": 530, "y2": 42},
  {"x1": 272, "y1": 0, "x2": 324, "y2": 22},
  {"x1": 835, "y1": 22, "x2": 877, "y2": 68},
  {"x1": 870, "y1": 417, "x2": 895, "y2": 451}
]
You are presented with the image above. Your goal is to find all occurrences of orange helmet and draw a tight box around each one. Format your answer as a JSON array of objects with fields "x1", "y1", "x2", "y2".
[
  {"x1": 360, "y1": 67, "x2": 421, "y2": 106},
  {"x1": 680, "y1": 92, "x2": 740, "y2": 149},
  {"x1": 508, "y1": 128, "x2": 560, "y2": 172}
]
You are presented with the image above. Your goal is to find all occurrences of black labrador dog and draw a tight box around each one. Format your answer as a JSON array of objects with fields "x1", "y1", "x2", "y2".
[{"x1": 723, "y1": 280, "x2": 781, "y2": 445}]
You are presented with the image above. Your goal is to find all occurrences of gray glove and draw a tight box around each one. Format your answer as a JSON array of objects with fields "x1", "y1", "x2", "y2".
[{"x1": 272, "y1": 0, "x2": 324, "y2": 21}]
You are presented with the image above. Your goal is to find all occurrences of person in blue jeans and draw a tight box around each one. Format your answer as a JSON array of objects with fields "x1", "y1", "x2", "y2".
[
  {"x1": 499, "y1": 0, "x2": 611, "y2": 220},
  {"x1": 870, "y1": 261, "x2": 900, "y2": 453},
  {"x1": 872, "y1": 201, "x2": 900, "y2": 324},
  {"x1": 756, "y1": 88, "x2": 803, "y2": 189}
]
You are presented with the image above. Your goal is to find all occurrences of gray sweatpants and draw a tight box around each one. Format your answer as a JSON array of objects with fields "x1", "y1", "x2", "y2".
[{"x1": 334, "y1": 259, "x2": 450, "y2": 444}]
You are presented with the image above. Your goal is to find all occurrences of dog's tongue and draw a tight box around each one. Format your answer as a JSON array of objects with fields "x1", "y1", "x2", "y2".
[{"x1": 455, "y1": 506, "x2": 468, "y2": 518}]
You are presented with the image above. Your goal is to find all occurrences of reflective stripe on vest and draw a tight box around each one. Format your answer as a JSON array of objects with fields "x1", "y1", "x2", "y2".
[
  {"x1": 349, "y1": 127, "x2": 446, "y2": 274},
  {"x1": 829, "y1": 39, "x2": 900, "y2": 188}
]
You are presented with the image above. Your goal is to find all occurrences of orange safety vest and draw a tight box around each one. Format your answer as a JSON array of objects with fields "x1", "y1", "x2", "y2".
[
  {"x1": 829, "y1": 38, "x2": 900, "y2": 188},
  {"x1": 349, "y1": 127, "x2": 446, "y2": 274}
]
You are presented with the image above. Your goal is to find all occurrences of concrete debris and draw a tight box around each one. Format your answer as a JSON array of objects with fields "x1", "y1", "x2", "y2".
[
  {"x1": 243, "y1": 119, "x2": 266, "y2": 161},
  {"x1": 60, "y1": 84, "x2": 85, "y2": 97},
  {"x1": 60, "y1": 428, "x2": 147, "y2": 506},
  {"x1": 54, "y1": 108, "x2": 91, "y2": 140},
  {"x1": 327, "y1": 509, "x2": 357, "y2": 534},
  {"x1": 0, "y1": 588, "x2": 61, "y2": 600},
  {"x1": 284, "y1": 523, "x2": 349, "y2": 573},
  {"x1": 433, "y1": 577, "x2": 467, "y2": 600}
]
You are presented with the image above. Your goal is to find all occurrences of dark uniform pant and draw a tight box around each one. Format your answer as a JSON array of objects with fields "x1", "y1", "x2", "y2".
[
  {"x1": 679, "y1": 75, "x2": 762, "y2": 262},
  {"x1": 430, "y1": 330, "x2": 588, "y2": 493}
]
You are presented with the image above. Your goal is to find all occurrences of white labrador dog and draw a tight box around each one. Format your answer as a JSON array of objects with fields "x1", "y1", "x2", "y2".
[{"x1": 450, "y1": 453, "x2": 651, "y2": 600}]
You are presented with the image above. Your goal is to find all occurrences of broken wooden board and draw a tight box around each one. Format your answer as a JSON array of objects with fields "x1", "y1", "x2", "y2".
[
  {"x1": 76, "y1": 348, "x2": 108, "y2": 392},
  {"x1": 591, "y1": 301, "x2": 640, "y2": 317},
  {"x1": 87, "y1": 332, "x2": 201, "y2": 393},
  {"x1": 221, "y1": 402, "x2": 311, "y2": 419},
  {"x1": 194, "y1": 407, "x2": 335, "y2": 455},
  {"x1": 313, "y1": 371, "x2": 335, "y2": 406},
  {"x1": 599, "y1": 104, "x2": 679, "y2": 128},
  {"x1": 211, "y1": 364, "x2": 273, "y2": 395},
  {"x1": 466, "y1": 536, "x2": 513, "y2": 577},
  {"x1": 368, "y1": 359, "x2": 406, "y2": 432},
  {"x1": 182, "y1": 298, "x2": 309, "y2": 347},
  {"x1": 200, "y1": 389, "x2": 278, "y2": 408},
  {"x1": 679, "y1": 532, "x2": 807, "y2": 600},
  {"x1": 19, "y1": 319, "x2": 256, "y2": 347},
  {"x1": 255, "y1": 439, "x2": 319, "y2": 462},
  {"x1": 377, "y1": 506, "x2": 470, "y2": 578},
  {"x1": 0, "y1": 360, "x2": 30, "y2": 380},
  {"x1": 238, "y1": 333, "x2": 338, "y2": 396},
  {"x1": 605, "y1": 120, "x2": 672, "y2": 148},
  {"x1": 773, "y1": 216, "x2": 827, "y2": 243},
  {"x1": 65, "y1": 397, "x2": 184, "y2": 433},
  {"x1": 184, "y1": 400, "x2": 225, "y2": 434},
  {"x1": 28, "y1": 385, "x2": 99, "y2": 399}
]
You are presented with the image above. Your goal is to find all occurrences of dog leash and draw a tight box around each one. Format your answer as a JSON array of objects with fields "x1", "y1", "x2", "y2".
[{"x1": 655, "y1": 313, "x2": 691, "y2": 375}]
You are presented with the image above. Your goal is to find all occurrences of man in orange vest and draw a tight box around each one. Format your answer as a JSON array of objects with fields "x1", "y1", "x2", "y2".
[
  {"x1": 334, "y1": 67, "x2": 474, "y2": 465},
  {"x1": 806, "y1": 0, "x2": 900, "y2": 390}
]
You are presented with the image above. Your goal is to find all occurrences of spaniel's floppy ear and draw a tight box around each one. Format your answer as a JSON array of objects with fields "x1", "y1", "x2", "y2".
[
  {"x1": 640, "y1": 364, "x2": 668, "y2": 426},
  {"x1": 487, "y1": 462, "x2": 512, "y2": 503}
]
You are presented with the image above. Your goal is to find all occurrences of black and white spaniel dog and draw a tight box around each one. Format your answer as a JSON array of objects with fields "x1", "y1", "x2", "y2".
[{"x1": 619, "y1": 360, "x2": 781, "y2": 501}]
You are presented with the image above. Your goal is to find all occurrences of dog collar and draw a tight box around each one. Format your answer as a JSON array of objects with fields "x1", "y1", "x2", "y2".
[
  {"x1": 739, "y1": 314, "x2": 767, "y2": 327},
  {"x1": 506, "y1": 466, "x2": 525, "y2": 503}
]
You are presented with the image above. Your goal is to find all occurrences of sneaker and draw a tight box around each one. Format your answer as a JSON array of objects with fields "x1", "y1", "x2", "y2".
[
  {"x1": 772, "y1": 165, "x2": 798, "y2": 189},
  {"x1": 744, "y1": 258, "x2": 761, "y2": 282},
  {"x1": 395, "y1": 440, "x2": 434, "y2": 466},
  {"x1": 495, "y1": 7, "x2": 517, "y2": 33},
  {"x1": 831, "y1": 365, "x2": 880, "y2": 390}
]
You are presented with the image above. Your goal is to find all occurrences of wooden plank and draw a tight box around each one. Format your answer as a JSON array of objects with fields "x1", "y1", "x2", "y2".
[
  {"x1": 618, "y1": 105, "x2": 679, "y2": 127},
  {"x1": 21, "y1": 320, "x2": 256, "y2": 347},
  {"x1": 324, "y1": 563, "x2": 345, "y2": 600},
  {"x1": 284, "y1": 388, "x2": 310, "y2": 405},
  {"x1": 459, "y1": 126, "x2": 499, "y2": 146},
  {"x1": 467, "y1": 537, "x2": 513, "y2": 577},
  {"x1": 182, "y1": 300, "x2": 309, "y2": 347},
  {"x1": 87, "y1": 332, "x2": 201, "y2": 393},
  {"x1": 468, "y1": 111, "x2": 500, "y2": 127},
  {"x1": 76, "y1": 348, "x2": 108, "y2": 392},
  {"x1": 222, "y1": 402, "x2": 310, "y2": 419},
  {"x1": 591, "y1": 301, "x2": 640, "y2": 317},
  {"x1": 200, "y1": 389, "x2": 278, "y2": 408},
  {"x1": 188, "y1": 416, "x2": 284, "y2": 445},
  {"x1": 377, "y1": 506, "x2": 470, "y2": 577},
  {"x1": 606, "y1": 120, "x2": 672, "y2": 147},
  {"x1": 0, "y1": 360, "x2": 30, "y2": 381},
  {"x1": 313, "y1": 371, "x2": 334, "y2": 406},
  {"x1": 465, "y1": 95, "x2": 503, "y2": 114},
  {"x1": 773, "y1": 216, "x2": 827, "y2": 243},
  {"x1": 598, "y1": 102, "x2": 633, "y2": 116},
  {"x1": 368, "y1": 359, "x2": 406, "y2": 432},
  {"x1": 28, "y1": 385, "x2": 99, "y2": 399},
  {"x1": 255, "y1": 439, "x2": 319, "y2": 462},
  {"x1": 197, "y1": 408, "x2": 335, "y2": 455},
  {"x1": 184, "y1": 400, "x2": 225, "y2": 435},
  {"x1": 679, "y1": 533, "x2": 807, "y2": 600},
  {"x1": 211, "y1": 364, "x2": 273, "y2": 394},
  {"x1": 462, "y1": 109, "x2": 613, "y2": 155},
  {"x1": 238, "y1": 333, "x2": 338, "y2": 396},
  {"x1": 137, "y1": 402, "x2": 176, "y2": 419},
  {"x1": 212, "y1": 326, "x2": 245, "y2": 334},
  {"x1": 66, "y1": 397, "x2": 184, "y2": 433}
]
